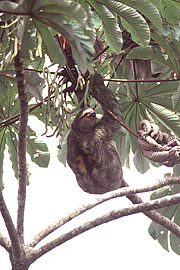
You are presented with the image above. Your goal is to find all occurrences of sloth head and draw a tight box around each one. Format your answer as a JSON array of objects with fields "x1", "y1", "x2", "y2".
[{"x1": 73, "y1": 107, "x2": 97, "y2": 133}]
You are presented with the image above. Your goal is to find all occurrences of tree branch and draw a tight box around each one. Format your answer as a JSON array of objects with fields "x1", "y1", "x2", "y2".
[
  {"x1": 121, "y1": 179, "x2": 180, "y2": 239},
  {"x1": 30, "y1": 191, "x2": 180, "y2": 263},
  {"x1": 0, "y1": 232, "x2": 11, "y2": 253},
  {"x1": 27, "y1": 177, "x2": 180, "y2": 248},
  {"x1": 0, "y1": 190, "x2": 21, "y2": 257},
  {"x1": 106, "y1": 109, "x2": 138, "y2": 137},
  {"x1": 14, "y1": 45, "x2": 28, "y2": 246},
  {"x1": 104, "y1": 78, "x2": 180, "y2": 83}
]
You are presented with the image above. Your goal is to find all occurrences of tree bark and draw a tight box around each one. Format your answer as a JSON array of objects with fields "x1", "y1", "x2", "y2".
[{"x1": 14, "y1": 45, "x2": 28, "y2": 246}]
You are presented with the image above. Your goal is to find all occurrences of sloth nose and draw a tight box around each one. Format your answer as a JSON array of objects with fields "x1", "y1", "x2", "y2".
[{"x1": 89, "y1": 111, "x2": 96, "y2": 117}]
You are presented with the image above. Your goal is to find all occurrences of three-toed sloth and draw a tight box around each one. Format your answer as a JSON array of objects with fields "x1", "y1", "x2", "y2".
[{"x1": 67, "y1": 72, "x2": 123, "y2": 194}]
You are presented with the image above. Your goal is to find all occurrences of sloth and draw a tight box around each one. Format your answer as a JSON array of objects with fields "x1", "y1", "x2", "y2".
[{"x1": 67, "y1": 72, "x2": 123, "y2": 194}]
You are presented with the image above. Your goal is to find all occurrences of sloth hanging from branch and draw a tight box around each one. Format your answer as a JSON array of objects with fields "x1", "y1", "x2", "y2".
[
  {"x1": 67, "y1": 72, "x2": 124, "y2": 194},
  {"x1": 137, "y1": 119, "x2": 180, "y2": 167}
]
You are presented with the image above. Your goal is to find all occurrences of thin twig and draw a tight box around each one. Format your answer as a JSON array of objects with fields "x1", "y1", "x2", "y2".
[
  {"x1": 106, "y1": 109, "x2": 138, "y2": 137},
  {"x1": 92, "y1": 45, "x2": 109, "y2": 61},
  {"x1": 104, "y1": 78, "x2": 180, "y2": 83},
  {"x1": 132, "y1": 60, "x2": 139, "y2": 98}
]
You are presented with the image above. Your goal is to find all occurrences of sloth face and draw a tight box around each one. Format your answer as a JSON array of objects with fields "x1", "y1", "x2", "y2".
[{"x1": 76, "y1": 107, "x2": 96, "y2": 132}]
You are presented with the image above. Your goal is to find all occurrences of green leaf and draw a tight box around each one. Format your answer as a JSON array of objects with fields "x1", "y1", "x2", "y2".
[
  {"x1": 33, "y1": 19, "x2": 66, "y2": 67},
  {"x1": 71, "y1": 29, "x2": 95, "y2": 69},
  {"x1": 20, "y1": 17, "x2": 44, "y2": 62},
  {"x1": 161, "y1": 0, "x2": 180, "y2": 25},
  {"x1": 144, "y1": 103, "x2": 180, "y2": 138},
  {"x1": 29, "y1": 104, "x2": 46, "y2": 124},
  {"x1": 150, "y1": 0, "x2": 161, "y2": 10},
  {"x1": 133, "y1": 147, "x2": 150, "y2": 174},
  {"x1": 118, "y1": 135, "x2": 130, "y2": 167},
  {"x1": 143, "y1": 96, "x2": 173, "y2": 110},
  {"x1": 118, "y1": 0, "x2": 162, "y2": 31},
  {"x1": 127, "y1": 46, "x2": 176, "y2": 71},
  {"x1": 0, "y1": 70, "x2": 45, "y2": 101},
  {"x1": 148, "y1": 221, "x2": 157, "y2": 240},
  {"x1": 170, "y1": 206, "x2": 180, "y2": 255},
  {"x1": 32, "y1": 13, "x2": 74, "y2": 46},
  {"x1": 6, "y1": 127, "x2": 18, "y2": 179},
  {"x1": 0, "y1": 1, "x2": 24, "y2": 13},
  {"x1": 27, "y1": 126, "x2": 50, "y2": 168},
  {"x1": 150, "y1": 185, "x2": 172, "y2": 200},
  {"x1": 34, "y1": 13, "x2": 94, "y2": 73},
  {"x1": 149, "y1": 204, "x2": 178, "y2": 251},
  {"x1": 125, "y1": 104, "x2": 150, "y2": 173},
  {"x1": 24, "y1": 70, "x2": 44, "y2": 101},
  {"x1": 58, "y1": 130, "x2": 69, "y2": 167},
  {"x1": 96, "y1": 0, "x2": 150, "y2": 46},
  {"x1": 0, "y1": 79, "x2": 7, "y2": 99},
  {"x1": 87, "y1": 0, "x2": 122, "y2": 54},
  {"x1": 172, "y1": 83, "x2": 180, "y2": 112},
  {"x1": 141, "y1": 81, "x2": 179, "y2": 98},
  {"x1": 0, "y1": 128, "x2": 6, "y2": 189},
  {"x1": 81, "y1": 1, "x2": 96, "y2": 42},
  {"x1": 151, "y1": 33, "x2": 180, "y2": 74},
  {"x1": 33, "y1": 1, "x2": 87, "y2": 26},
  {"x1": 149, "y1": 221, "x2": 169, "y2": 251}
]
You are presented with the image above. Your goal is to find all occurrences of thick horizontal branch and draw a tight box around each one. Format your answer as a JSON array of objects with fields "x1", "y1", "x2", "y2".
[
  {"x1": 30, "y1": 192, "x2": 180, "y2": 263},
  {"x1": 27, "y1": 177, "x2": 180, "y2": 248}
]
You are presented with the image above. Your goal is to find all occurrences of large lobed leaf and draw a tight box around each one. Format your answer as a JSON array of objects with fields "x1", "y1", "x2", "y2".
[
  {"x1": 127, "y1": 46, "x2": 176, "y2": 72},
  {"x1": 30, "y1": 1, "x2": 94, "y2": 73},
  {"x1": 87, "y1": 0, "x2": 122, "y2": 54},
  {"x1": 160, "y1": 0, "x2": 180, "y2": 25},
  {"x1": 97, "y1": 0, "x2": 150, "y2": 46},
  {"x1": 119, "y1": 0, "x2": 162, "y2": 31},
  {"x1": 0, "y1": 70, "x2": 45, "y2": 101},
  {"x1": 0, "y1": 124, "x2": 50, "y2": 181},
  {"x1": 149, "y1": 204, "x2": 178, "y2": 251},
  {"x1": 27, "y1": 126, "x2": 50, "y2": 168},
  {"x1": 33, "y1": 19, "x2": 66, "y2": 67},
  {"x1": 149, "y1": 180, "x2": 180, "y2": 253},
  {"x1": 144, "y1": 103, "x2": 180, "y2": 139}
]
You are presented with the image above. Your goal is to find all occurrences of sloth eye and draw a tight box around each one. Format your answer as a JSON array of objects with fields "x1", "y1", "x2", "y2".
[
  {"x1": 80, "y1": 111, "x2": 95, "y2": 119},
  {"x1": 84, "y1": 111, "x2": 96, "y2": 118}
]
